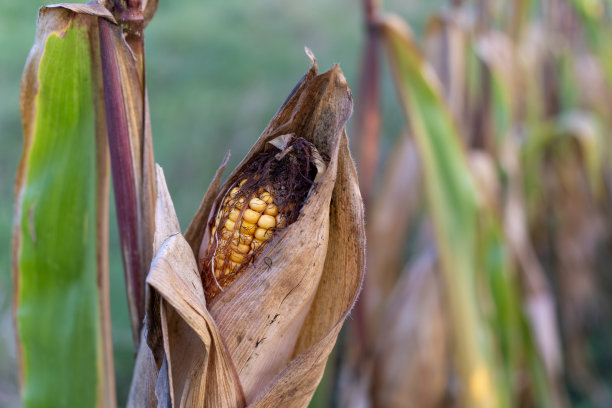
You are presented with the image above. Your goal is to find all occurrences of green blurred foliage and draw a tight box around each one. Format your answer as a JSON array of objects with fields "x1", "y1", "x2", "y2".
[{"x1": 0, "y1": 1, "x2": 440, "y2": 406}]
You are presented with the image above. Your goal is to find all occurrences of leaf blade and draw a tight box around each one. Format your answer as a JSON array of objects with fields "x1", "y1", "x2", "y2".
[
  {"x1": 14, "y1": 8, "x2": 114, "y2": 408},
  {"x1": 380, "y1": 14, "x2": 503, "y2": 408}
]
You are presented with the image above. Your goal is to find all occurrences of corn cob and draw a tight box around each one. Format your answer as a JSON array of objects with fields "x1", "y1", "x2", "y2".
[
  {"x1": 201, "y1": 134, "x2": 322, "y2": 299},
  {"x1": 210, "y1": 180, "x2": 285, "y2": 282}
]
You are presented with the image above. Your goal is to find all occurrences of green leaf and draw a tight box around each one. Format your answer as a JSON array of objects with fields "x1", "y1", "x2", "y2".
[
  {"x1": 14, "y1": 7, "x2": 114, "y2": 407},
  {"x1": 380, "y1": 14, "x2": 505, "y2": 407}
]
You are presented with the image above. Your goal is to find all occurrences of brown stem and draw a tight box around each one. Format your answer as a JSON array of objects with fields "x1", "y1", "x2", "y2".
[
  {"x1": 351, "y1": 0, "x2": 381, "y2": 360},
  {"x1": 362, "y1": 0, "x2": 376, "y2": 23},
  {"x1": 99, "y1": 18, "x2": 144, "y2": 346},
  {"x1": 353, "y1": 27, "x2": 381, "y2": 208}
]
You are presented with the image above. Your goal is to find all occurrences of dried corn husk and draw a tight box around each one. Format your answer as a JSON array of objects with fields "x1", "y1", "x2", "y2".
[{"x1": 129, "y1": 51, "x2": 365, "y2": 408}]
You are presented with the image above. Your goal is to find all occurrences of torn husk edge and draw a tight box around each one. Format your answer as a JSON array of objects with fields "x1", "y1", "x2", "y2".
[{"x1": 130, "y1": 51, "x2": 365, "y2": 407}]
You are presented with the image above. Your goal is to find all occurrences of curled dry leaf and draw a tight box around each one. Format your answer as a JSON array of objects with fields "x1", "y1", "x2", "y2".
[{"x1": 129, "y1": 52, "x2": 365, "y2": 407}]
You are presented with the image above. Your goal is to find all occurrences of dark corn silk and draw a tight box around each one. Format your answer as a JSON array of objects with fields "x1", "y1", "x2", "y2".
[{"x1": 200, "y1": 134, "x2": 321, "y2": 300}]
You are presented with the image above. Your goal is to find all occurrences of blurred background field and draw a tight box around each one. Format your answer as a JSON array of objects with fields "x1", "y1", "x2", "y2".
[{"x1": 0, "y1": 1, "x2": 439, "y2": 406}]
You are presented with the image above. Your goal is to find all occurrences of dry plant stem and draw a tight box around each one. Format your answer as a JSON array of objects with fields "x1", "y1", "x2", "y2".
[
  {"x1": 425, "y1": 12, "x2": 468, "y2": 138},
  {"x1": 354, "y1": 31, "x2": 380, "y2": 204},
  {"x1": 350, "y1": 0, "x2": 382, "y2": 367},
  {"x1": 355, "y1": 0, "x2": 381, "y2": 206},
  {"x1": 99, "y1": 18, "x2": 144, "y2": 344},
  {"x1": 113, "y1": 0, "x2": 145, "y2": 87}
]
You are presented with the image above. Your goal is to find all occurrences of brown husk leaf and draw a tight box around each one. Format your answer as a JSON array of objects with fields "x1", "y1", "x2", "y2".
[{"x1": 130, "y1": 52, "x2": 365, "y2": 407}]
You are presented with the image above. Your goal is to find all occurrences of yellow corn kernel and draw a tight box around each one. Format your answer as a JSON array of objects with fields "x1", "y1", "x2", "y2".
[
  {"x1": 225, "y1": 219, "x2": 236, "y2": 232},
  {"x1": 260, "y1": 191, "x2": 273, "y2": 204},
  {"x1": 239, "y1": 220, "x2": 257, "y2": 235},
  {"x1": 221, "y1": 229, "x2": 236, "y2": 241},
  {"x1": 228, "y1": 208, "x2": 241, "y2": 222},
  {"x1": 254, "y1": 227, "x2": 273, "y2": 242},
  {"x1": 236, "y1": 233, "x2": 253, "y2": 244},
  {"x1": 231, "y1": 250, "x2": 247, "y2": 263},
  {"x1": 249, "y1": 197, "x2": 267, "y2": 212},
  {"x1": 227, "y1": 235, "x2": 243, "y2": 245},
  {"x1": 210, "y1": 181, "x2": 288, "y2": 287},
  {"x1": 242, "y1": 208, "x2": 261, "y2": 224},
  {"x1": 264, "y1": 204, "x2": 278, "y2": 216},
  {"x1": 258, "y1": 214, "x2": 276, "y2": 229},
  {"x1": 237, "y1": 243, "x2": 251, "y2": 253}
]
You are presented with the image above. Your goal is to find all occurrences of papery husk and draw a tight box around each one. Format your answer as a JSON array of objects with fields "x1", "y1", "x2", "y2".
[
  {"x1": 130, "y1": 52, "x2": 365, "y2": 408},
  {"x1": 372, "y1": 249, "x2": 449, "y2": 408},
  {"x1": 129, "y1": 165, "x2": 245, "y2": 408},
  {"x1": 198, "y1": 51, "x2": 361, "y2": 404}
]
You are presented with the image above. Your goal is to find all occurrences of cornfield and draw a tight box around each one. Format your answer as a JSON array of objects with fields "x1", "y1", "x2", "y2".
[{"x1": 4, "y1": 0, "x2": 612, "y2": 407}]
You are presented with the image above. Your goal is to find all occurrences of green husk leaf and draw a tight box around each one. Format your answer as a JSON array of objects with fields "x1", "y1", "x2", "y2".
[{"x1": 14, "y1": 6, "x2": 114, "y2": 407}]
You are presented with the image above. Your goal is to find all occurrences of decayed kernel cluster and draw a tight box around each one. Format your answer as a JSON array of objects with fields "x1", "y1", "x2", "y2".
[{"x1": 210, "y1": 179, "x2": 284, "y2": 281}]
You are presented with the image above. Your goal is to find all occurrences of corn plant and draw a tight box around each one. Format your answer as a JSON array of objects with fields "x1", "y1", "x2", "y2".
[{"x1": 13, "y1": 2, "x2": 364, "y2": 407}]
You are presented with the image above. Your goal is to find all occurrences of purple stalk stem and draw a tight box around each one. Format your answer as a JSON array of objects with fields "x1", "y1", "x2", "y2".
[{"x1": 99, "y1": 18, "x2": 144, "y2": 346}]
